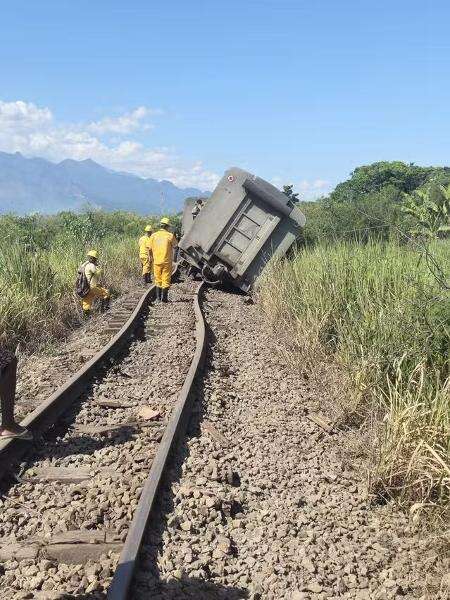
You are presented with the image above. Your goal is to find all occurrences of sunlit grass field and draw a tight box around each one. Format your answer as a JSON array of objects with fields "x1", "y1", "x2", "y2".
[
  {"x1": 0, "y1": 223, "x2": 140, "y2": 350},
  {"x1": 259, "y1": 241, "x2": 449, "y2": 514},
  {"x1": 0, "y1": 209, "x2": 185, "y2": 351}
]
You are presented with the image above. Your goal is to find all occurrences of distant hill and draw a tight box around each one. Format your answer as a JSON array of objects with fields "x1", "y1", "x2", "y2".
[{"x1": 0, "y1": 151, "x2": 210, "y2": 215}]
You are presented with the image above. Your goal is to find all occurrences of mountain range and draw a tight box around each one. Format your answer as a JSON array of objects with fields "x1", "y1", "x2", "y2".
[{"x1": 0, "y1": 151, "x2": 209, "y2": 215}]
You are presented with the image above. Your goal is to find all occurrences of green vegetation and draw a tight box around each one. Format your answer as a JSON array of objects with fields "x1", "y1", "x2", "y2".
[
  {"x1": 259, "y1": 242, "x2": 449, "y2": 513},
  {"x1": 402, "y1": 183, "x2": 450, "y2": 239},
  {"x1": 0, "y1": 210, "x2": 182, "y2": 351},
  {"x1": 299, "y1": 161, "x2": 450, "y2": 244},
  {"x1": 262, "y1": 161, "x2": 449, "y2": 514},
  {"x1": 1, "y1": 161, "x2": 448, "y2": 514}
]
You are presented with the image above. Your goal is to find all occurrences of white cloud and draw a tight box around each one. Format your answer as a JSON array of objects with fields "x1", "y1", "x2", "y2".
[
  {"x1": 298, "y1": 179, "x2": 330, "y2": 193},
  {"x1": 0, "y1": 99, "x2": 218, "y2": 190},
  {"x1": 271, "y1": 176, "x2": 331, "y2": 199},
  {"x1": 88, "y1": 106, "x2": 155, "y2": 135},
  {"x1": 270, "y1": 176, "x2": 284, "y2": 188},
  {"x1": 0, "y1": 100, "x2": 52, "y2": 128}
]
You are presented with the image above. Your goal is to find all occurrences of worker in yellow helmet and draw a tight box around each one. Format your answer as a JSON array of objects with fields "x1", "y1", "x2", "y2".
[
  {"x1": 138, "y1": 225, "x2": 153, "y2": 284},
  {"x1": 149, "y1": 217, "x2": 177, "y2": 302},
  {"x1": 79, "y1": 250, "x2": 110, "y2": 317}
]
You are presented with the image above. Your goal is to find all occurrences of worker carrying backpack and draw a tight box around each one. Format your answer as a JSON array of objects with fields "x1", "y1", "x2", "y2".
[{"x1": 75, "y1": 262, "x2": 91, "y2": 298}]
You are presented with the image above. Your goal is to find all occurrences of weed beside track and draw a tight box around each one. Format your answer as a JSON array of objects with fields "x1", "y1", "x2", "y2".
[
  {"x1": 258, "y1": 241, "x2": 449, "y2": 515},
  {"x1": 132, "y1": 287, "x2": 448, "y2": 600}
]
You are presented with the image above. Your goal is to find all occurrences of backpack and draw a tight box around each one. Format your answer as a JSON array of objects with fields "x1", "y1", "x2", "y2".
[{"x1": 75, "y1": 261, "x2": 91, "y2": 298}]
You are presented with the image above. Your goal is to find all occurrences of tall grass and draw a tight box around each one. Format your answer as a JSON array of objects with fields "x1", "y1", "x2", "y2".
[
  {"x1": 0, "y1": 208, "x2": 182, "y2": 351},
  {"x1": 0, "y1": 233, "x2": 138, "y2": 350},
  {"x1": 258, "y1": 241, "x2": 449, "y2": 513}
]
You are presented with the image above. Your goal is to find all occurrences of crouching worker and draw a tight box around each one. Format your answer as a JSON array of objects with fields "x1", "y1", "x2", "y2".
[
  {"x1": 0, "y1": 347, "x2": 33, "y2": 440},
  {"x1": 149, "y1": 217, "x2": 177, "y2": 303},
  {"x1": 76, "y1": 250, "x2": 110, "y2": 318},
  {"x1": 138, "y1": 225, "x2": 153, "y2": 284}
]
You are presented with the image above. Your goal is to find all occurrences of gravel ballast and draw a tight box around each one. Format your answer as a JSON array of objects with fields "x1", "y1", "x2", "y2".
[
  {"x1": 15, "y1": 283, "x2": 146, "y2": 422},
  {"x1": 133, "y1": 287, "x2": 448, "y2": 600},
  {"x1": 0, "y1": 281, "x2": 197, "y2": 599}
]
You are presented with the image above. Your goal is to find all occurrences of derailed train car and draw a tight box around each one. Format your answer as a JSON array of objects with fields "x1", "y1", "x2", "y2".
[
  {"x1": 181, "y1": 198, "x2": 198, "y2": 236},
  {"x1": 178, "y1": 167, "x2": 306, "y2": 292}
]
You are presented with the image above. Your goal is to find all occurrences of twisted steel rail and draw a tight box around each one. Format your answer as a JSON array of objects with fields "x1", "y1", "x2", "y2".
[
  {"x1": 107, "y1": 281, "x2": 206, "y2": 599},
  {"x1": 0, "y1": 282, "x2": 159, "y2": 478}
]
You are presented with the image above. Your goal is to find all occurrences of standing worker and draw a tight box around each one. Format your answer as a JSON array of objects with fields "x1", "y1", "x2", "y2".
[
  {"x1": 149, "y1": 217, "x2": 177, "y2": 303},
  {"x1": 138, "y1": 225, "x2": 153, "y2": 284},
  {"x1": 0, "y1": 347, "x2": 33, "y2": 440},
  {"x1": 77, "y1": 250, "x2": 110, "y2": 318},
  {"x1": 191, "y1": 198, "x2": 204, "y2": 220}
]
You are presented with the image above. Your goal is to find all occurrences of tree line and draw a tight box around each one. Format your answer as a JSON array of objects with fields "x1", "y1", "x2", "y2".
[{"x1": 286, "y1": 161, "x2": 450, "y2": 245}]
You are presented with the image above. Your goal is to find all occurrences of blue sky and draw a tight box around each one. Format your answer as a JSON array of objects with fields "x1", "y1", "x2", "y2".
[{"x1": 0, "y1": 0, "x2": 448, "y2": 196}]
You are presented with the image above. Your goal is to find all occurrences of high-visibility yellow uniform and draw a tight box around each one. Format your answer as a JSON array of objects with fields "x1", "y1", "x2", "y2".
[
  {"x1": 138, "y1": 234, "x2": 152, "y2": 275},
  {"x1": 149, "y1": 229, "x2": 177, "y2": 289},
  {"x1": 82, "y1": 263, "x2": 110, "y2": 312}
]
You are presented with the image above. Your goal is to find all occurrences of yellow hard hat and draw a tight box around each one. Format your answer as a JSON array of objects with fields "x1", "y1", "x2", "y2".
[
  {"x1": 87, "y1": 249, "x2": 98, "y2": 259},
  {"x1": 160, "y1": 217, "x2": 170, "y2": 226},
  {"x1": 144, "y1": 225, "x2": 153, "y2": 232}
]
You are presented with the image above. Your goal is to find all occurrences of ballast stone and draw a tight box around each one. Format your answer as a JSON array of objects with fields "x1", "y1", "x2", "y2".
[{"x1": 130, "y1": 287, "x2": 446, "y2": 600}]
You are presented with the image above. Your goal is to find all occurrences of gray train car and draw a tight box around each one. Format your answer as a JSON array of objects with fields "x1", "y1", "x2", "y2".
[
  {"x1": 178, "y1": 167, "x2": 306, "y2": 292},
  {"x1": 181, "y1": 197, "x2": 209, "y2": 235},
  {"x1": 181, "y1": 198, "x2": 197, "y2": 236}
]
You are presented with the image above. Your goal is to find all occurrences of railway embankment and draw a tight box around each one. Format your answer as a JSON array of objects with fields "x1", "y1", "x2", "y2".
[
  {"x1": 0, "y1": 282, "x2": 197, "y2": 598},
  {"x1": 132, "y1": 286, "x2": 448, "y2": 600},
  {"x1": 14, "y1": 285, "x2": 146, "y2": 424},
  {"x1": 259, "y1": 241, "x2": 449, "y2": 516}
]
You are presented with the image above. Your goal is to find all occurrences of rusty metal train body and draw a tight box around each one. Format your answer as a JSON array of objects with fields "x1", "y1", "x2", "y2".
[{"x1": 178, "y1": 167, "x2": 306, "y2": 292}]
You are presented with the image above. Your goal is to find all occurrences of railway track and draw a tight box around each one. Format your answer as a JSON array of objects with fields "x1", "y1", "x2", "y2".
[
  {"x1": 0, "y1": 285, "x2": 158, "y2": 478},
  {"x1": 0, "y1": 276, "x2": 207, "y2": 598},
  {"x1": 0, "y1": 278, "x2": 445, "y2": 599},
  {"x1": 14, "y1": 286, "x2": 152, "y2": 425},
  {"x1": 108, "y1": 281, "x2": 206, "y2": 599}
]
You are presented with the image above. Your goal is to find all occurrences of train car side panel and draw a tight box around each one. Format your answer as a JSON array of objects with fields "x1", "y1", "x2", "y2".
[{"x1": 178, "y1": 167, "x2": 306, "y2": 291}]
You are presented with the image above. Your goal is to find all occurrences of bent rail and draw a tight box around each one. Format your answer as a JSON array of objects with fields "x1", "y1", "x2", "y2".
[
  {"x1": 0, "y1": 282, "x2": 159, "y2": 479},
  {"x1": 107, "y1": 281, "x2": 207, "y2": 600}
]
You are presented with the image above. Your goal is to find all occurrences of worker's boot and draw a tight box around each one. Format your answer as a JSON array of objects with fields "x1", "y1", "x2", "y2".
[
  {"x1": 82, "y1": 309, "x2": 91, "y2": 320},
  {"x1": 154, "y1": 287, "x2": 161, "y2": 303},
  {"x1": 145, "y1": 273, "x2": 151, "y2": 284},
  {"x1": 161, "y1": 288, "x2": 169, "y2": 303},
  {"x1": 100, "y1": 298, "x2": 110, "y2": 313}
]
